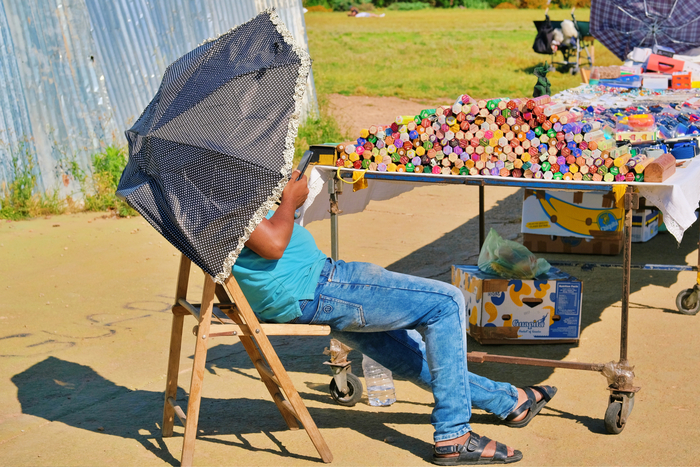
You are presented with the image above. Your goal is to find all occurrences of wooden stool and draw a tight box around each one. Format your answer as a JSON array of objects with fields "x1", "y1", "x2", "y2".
[{"x1": 162, "y1": 254, "x2": 333, "y2": 466}]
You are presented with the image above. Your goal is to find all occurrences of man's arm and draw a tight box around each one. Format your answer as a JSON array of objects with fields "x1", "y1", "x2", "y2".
[{"x1": 244, "y1": 170, "x2": 308, "y2": 260}]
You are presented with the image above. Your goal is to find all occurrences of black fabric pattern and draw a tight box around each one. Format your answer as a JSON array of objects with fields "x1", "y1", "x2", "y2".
[{"x1": 117, "y1": 10, "x2": 309, "y2": 281}]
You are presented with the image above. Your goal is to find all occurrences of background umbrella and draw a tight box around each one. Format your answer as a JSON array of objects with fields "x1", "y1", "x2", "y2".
[
  {"x1": 590, "y1": 0, "x2": 700, "y2": 61},
  {"x1": 116, "y1": 9, "x2": 310, "y2": 283}
]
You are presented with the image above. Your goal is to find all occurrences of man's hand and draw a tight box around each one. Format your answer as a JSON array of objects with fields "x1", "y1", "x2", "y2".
[
  {"x1": 283, "y1": 170, "x2": 309, "y2": 209},
  {"x1": 243, "y1": 171, "x2": 308, "y2": 260}
]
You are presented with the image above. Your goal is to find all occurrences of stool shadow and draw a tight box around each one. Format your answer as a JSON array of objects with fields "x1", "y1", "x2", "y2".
[{"x1": 11, "y1": 357, "x2": 438, "y2": 464}]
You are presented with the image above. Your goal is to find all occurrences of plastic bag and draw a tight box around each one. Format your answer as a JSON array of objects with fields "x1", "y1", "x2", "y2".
[{"x1": 477, "y1": 229, "x2": 551, "y2": 279}]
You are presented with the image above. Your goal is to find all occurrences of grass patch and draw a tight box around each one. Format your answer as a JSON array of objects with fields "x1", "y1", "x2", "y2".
[
  {"x1": 0, "y1": 143, "x2": 136, "y2": 220},
  {"x1": 82, "y1": 146, "x2": 137, "y2": 217},
  {"x1": 0, "y1": 139, "x2": 66, "y2": 220},
  {"x1": 294, "y1": 100, "x2": 351, "y2": 163},
  {"x1": 305, "y1": 8, "x2": 620, "y2": 101}
]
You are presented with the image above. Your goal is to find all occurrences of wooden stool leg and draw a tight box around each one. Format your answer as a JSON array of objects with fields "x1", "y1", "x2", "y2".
[
  {"x1": 224, "y1": 277, "x2": 333, "y2": 463},
  {"x1": 163, "y1": 255, "x2": 191, "y2": 437},
  {"x1": 181, "y1": 275, "x2": 216, "y2": 467},
  {"x1": 163, "y1": 313, "x2": 185, "y2": 437}
]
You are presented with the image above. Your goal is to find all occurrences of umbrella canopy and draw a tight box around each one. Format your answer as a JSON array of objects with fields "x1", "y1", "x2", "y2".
[
  {"x1": 590, "y1": 0, "x2": 700, "y2": 61},
  {"x1": 116, "y1": 9, "x2": 310, "y2": 283}
]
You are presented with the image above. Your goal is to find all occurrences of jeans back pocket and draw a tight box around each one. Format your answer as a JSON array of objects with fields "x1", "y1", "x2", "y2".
[{"x1": 311, "y1": 295, "x2": 366, "y2": 331}]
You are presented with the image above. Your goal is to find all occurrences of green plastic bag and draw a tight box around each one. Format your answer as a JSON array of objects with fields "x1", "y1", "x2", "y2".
[{"x1": 477, "y1": 229, "x2": 551, "y2": 279}]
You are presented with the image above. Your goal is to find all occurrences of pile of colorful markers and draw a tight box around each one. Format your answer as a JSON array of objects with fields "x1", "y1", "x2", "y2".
[{"x1": 334, "y1": 94, "x2": 656, "y2": 182}]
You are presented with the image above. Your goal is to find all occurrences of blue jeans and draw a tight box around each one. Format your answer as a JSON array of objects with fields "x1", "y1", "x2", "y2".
[{"x1": 292, "y1": 258, "x2": 518, "y2": 442}]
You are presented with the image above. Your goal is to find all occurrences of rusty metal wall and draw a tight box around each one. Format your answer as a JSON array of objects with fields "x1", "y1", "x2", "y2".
[{"x1": 0, "y1": 0, "x2": 316, "y2": 195}]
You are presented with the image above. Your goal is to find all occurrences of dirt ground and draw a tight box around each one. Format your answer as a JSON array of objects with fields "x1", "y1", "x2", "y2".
[{"x1": 1, "y1": 95, "x2": 700, "y2": 466}]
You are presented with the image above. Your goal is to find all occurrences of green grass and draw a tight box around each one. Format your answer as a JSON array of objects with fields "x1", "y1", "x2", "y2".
[
  {"x1": 294, "y1": 99, "x2": 351, "y2": 163},
  {"x1": 306, "y1": 8, "x2": 622, "y2": 102},
  {"x1": 82, "y1": 146, "x2": 137, "y2": 217},
  {"x1": 0, "y1": 143, "x2": 136, "y2": 220},
  {"x1": 0, "y1": 139, "x2": 66, "y2": 220}
]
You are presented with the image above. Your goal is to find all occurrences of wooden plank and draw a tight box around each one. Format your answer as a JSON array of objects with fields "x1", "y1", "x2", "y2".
[
  {"x1": 180, "y1": 275, "x2": 216, "y2": 467},
  {"x1": 175, "y1": 255, "x2": 191, "y2": 302},
  {"x1": 253, "y1": 358, "x2": 282, "y2": 387},
  {"x1": 167, "y1": 397, "x2": 187, "y2": 425},
  {"x1": 218, "y1": 301, "x2": 302, "y2": 431},
  {"x1": 207, "y1": 322, "x2": 331, "y2": 337},
  {"x1": 177, "y1": 298, "x2": 201, "y2": 322},
  {"x1": 162, "y1": 313, "x2": 185, "y2": 437},
  {"x1": 162, "y1": 255, "x2": 190, "y2": 438},
  {"x1": 224, "y1": 276, "x2": 333, "y2": 463}
]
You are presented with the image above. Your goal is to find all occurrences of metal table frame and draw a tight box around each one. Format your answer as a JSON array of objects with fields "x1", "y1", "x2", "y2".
[{"x1": 325, "y1": 168, "x2": 700, "y2": 433}]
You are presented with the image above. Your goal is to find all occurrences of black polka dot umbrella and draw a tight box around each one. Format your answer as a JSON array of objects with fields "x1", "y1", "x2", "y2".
[{"x1": 117, "y1": 10, "x2": 310, "y2": 283}]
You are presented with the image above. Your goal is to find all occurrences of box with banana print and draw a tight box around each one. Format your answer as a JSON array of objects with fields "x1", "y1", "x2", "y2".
[
  {"x1": 521, "y1": 189, "x2": 623, "y2": 239},
  {"x1": 452, "y1": 265, "x2": 582, "y2": 345}
]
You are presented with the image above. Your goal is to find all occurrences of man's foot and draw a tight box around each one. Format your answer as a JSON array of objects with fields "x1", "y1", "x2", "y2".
[
  {"x1": 505, "y1": 385, "x2": 557, "y2": 428},
  {"x1": 433, "y1": 432, "x2": 522, "y2": 465}
]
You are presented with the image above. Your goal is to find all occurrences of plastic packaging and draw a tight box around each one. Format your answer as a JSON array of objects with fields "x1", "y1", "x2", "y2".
[
  {"x1": 602, "y1": 361, "x2": 635, "y2": 390},
  {"x1": 362, "y1": 355, "x2": 396, "y2": 407},
  {"x1": 478, "y1": 228, "x2": 551, "y2": 279},
  {"x1": 323, "y1": 338, "x2": 352, "y2": 365}
]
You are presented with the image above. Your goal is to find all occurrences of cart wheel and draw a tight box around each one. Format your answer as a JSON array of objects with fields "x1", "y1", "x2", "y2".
[
  {"x1": 330, "y1": 373, "x2": 363, "y2": 407},
  {"x1": 604, "y1": 401, "x2": 625, "y2": 434},
  {"x1": 675, "y1": 288, "x2": 700, "y2": 315}
]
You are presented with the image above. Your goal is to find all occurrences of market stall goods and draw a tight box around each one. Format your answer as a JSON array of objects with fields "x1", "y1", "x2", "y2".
[{"x1": 333, "y1": 93, "x2": 697, "y2": 183}]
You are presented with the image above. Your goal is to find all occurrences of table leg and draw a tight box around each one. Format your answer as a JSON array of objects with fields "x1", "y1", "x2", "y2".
[
  {"x1": 620, "y1": 189, "x2": 639, "y2": 363},
  {"x1": 479, "y1": 184, "x2": 485, "y2": 249},
  {"x1": 620, "y1": 200, "x2": 632, "y2": 363},
  {"x1": 329, "y1": 176, "x2": 342, "y2": 261}
]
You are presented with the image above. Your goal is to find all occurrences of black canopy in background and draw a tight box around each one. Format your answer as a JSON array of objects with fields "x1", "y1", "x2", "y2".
[{"x1": 590, "y1": 0, "x2": 700, "y2": 60}]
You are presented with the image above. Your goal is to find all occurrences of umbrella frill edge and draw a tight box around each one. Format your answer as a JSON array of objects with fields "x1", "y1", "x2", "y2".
[{"x1": 213, "y1": 8, "x2": 312, "y2": 284}]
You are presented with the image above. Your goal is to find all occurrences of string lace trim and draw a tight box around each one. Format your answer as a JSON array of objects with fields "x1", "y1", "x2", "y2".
[{"x1": 214, "y1": 8, "x2": 311, "y2": 283}]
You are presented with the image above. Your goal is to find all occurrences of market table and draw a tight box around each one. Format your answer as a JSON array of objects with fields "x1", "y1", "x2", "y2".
[{"x1": 297, "y1": 153, "x2": 700, "y2": 434}]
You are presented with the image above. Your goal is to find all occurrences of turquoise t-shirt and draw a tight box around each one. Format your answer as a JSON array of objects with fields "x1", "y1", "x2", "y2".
[{"x1": 232, "y1": 211, "x2": 327, "y2": 323}]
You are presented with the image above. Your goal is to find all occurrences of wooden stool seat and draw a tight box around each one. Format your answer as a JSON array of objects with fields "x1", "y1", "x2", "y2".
[{"x1": 162, "y1": 254, "x2": 333, "y2": 466}]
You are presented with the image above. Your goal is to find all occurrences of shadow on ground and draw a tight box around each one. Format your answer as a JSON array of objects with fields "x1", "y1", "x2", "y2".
[
  {"x1": 12, "y1": 356, "x2": 437, "y2": 465},
  {"x1": 387, "y1": 189, "x2": 699, "y2": 389}
]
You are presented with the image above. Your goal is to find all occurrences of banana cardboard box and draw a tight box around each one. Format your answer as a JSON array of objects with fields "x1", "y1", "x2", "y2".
[
  {"x1": 452, "y1": 265, "x2": 582, "y2": 345},
  {"x1": 521, "y1": 189, "x2": 624, "y2": 239}
]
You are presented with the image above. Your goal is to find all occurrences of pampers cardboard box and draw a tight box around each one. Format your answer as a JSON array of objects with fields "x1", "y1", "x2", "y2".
[
  {"x1": 521, "y1": 189, "x2": 624, "y2": 255},
  {"x1": 452, "y1": 265, "x2": 582, "y2": 344}
]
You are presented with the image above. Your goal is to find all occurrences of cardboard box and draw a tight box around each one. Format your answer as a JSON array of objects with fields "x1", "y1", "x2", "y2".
[
  {"x1": 523, "y1": 231, "x2": 623, "y2": 255},
  {"x1": 521, "y1": 189, "x2": 623, "y2": 239},
  {"x1": 632, "y1": 209, "x2": 659, "y2": 242},
  {"x1": 452, "y1": 265, "x2": 582, "y2": 344}
]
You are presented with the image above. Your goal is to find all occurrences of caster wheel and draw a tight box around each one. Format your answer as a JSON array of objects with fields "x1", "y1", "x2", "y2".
[
  {"x1": 675, "y1": 288, "x2": 700, "y2": 315},
  {"x1": 330, "y1": 373, "x2": 363, "y2": 407},
  {"x1": 604, "y1": 401, "x2": 625, "y2": 434}
]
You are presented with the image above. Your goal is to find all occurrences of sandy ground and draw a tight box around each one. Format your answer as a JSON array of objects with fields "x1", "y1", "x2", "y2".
[{"x1": 1, "y1": 95, "x2": 700, "y2": 466}]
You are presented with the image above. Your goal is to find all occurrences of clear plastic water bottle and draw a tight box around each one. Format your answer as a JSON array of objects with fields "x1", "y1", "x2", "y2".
[{"x1": 362, "y1": 354, "x2": 396, "y2": 407}]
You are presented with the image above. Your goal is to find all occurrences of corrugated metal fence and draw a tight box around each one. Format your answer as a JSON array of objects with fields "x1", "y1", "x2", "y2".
[{"x1": 0, "y1": 0, "x2": 317, "y2": 197}]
